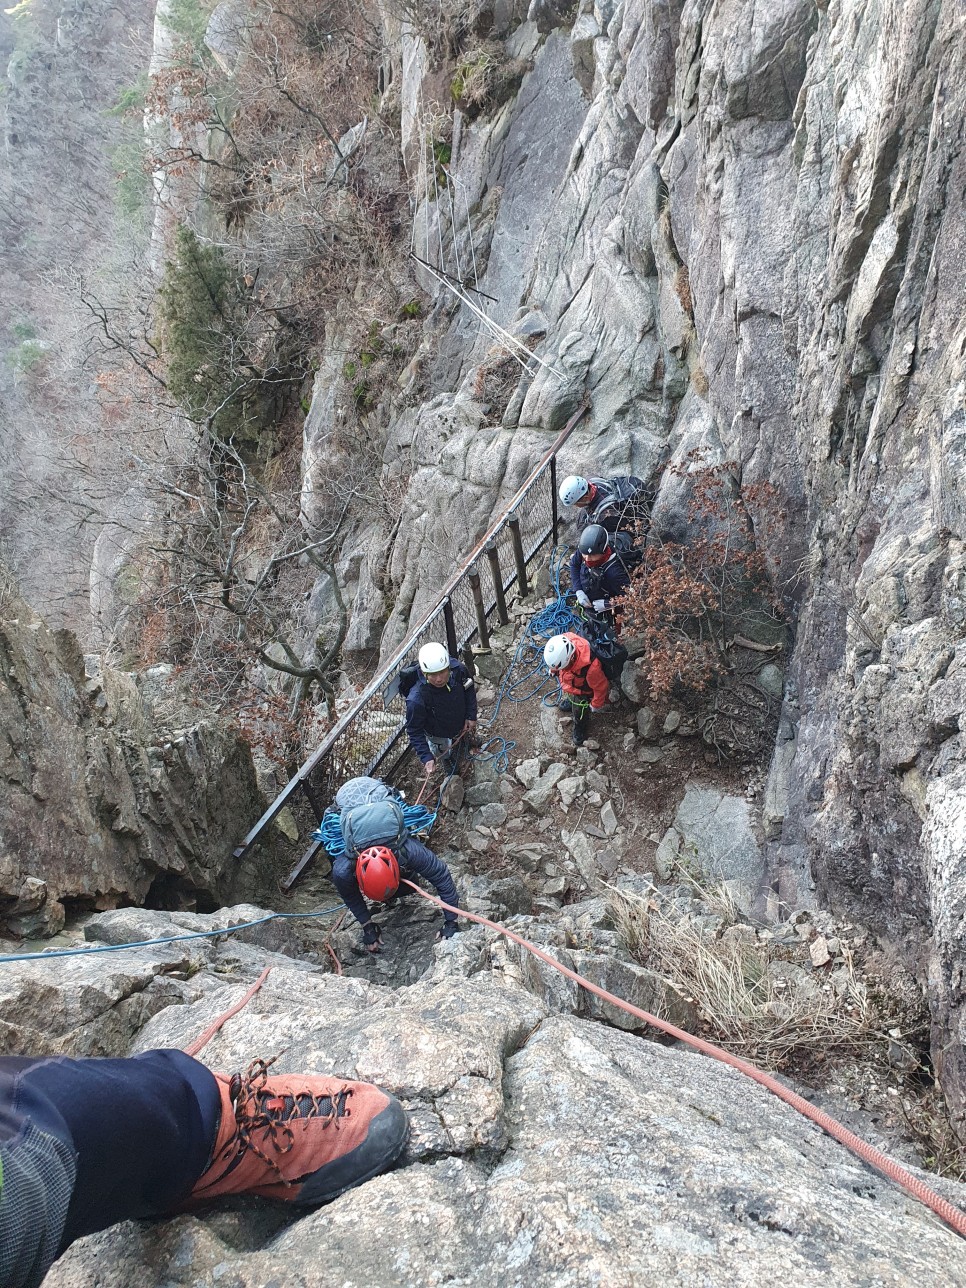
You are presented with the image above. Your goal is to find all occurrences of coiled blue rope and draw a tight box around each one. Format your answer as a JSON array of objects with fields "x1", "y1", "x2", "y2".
[
  {"x1": 489, "y1": 546, "x2": 582, "y2": 722},
  {"x1": 312, "y1": 804, "x2": 438, "y2": 859}
]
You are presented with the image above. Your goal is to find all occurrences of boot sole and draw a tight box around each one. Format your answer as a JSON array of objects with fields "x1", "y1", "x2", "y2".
[{"x1": 294, "y1": 1097, "x2": 410, "y2": 1207}]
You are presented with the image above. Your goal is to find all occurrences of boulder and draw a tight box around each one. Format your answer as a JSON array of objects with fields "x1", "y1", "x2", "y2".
[
  {"x1": 0, "y1": 566, "x2": 266, "y2": 933},
  {"x1": 522, "y1": 763, "x2": 568, "y2": 812},
  {"x1": 665, "y1": 787, "x2": 765, "y2": 906}
]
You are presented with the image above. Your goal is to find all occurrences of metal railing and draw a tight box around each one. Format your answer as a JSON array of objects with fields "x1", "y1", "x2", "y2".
[{"x1": 234, "y1": 399, "x2": 588, "y2": 888}]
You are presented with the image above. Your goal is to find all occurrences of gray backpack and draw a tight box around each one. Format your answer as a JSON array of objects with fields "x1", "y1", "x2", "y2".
[
  {"x1": 340, "y1": 798, "x2": 408, "y2": 859},
  {"x1": 334, "y1": 776, "x2": 395, "y2": 813}
]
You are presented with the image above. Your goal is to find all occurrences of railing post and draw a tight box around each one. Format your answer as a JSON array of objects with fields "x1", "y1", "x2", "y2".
[
  {"x1": 468, "y1": 563, "x2": 491, "y2": 649},
  {"x1": 461, "y1": 644, "x2": 476, "y2": 678},
  {"x1": 442, "y1": 597, "x2": 459, "y2": 658},
  {"x1": 301, "y1": 775, "x2": 325, "y2": 823},
  {"x1": 485, "y1": 539, "x2": 510, "y2": 625},
  {"x1": 507, "y1": 511, "x2": 529, "y2": 596},
  {"x1": 550, "y1": 455, "x2": 560, "y2": 546}
]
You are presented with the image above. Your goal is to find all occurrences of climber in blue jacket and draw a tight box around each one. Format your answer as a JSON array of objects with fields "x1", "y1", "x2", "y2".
[
  {"x1": 569, "y1": 524, "x2": 632, "y2": 620},
  {"x1": 331, "y1": 836, "x2": 460, "y2": 953},
  {"x1": 404, "y1": 642, "x2": 478, "y2": 774}
]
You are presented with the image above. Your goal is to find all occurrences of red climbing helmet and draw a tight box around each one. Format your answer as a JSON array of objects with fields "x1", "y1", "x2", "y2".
[{"x1": 356, "y1": 846, "x2": 401, "y2": 901}]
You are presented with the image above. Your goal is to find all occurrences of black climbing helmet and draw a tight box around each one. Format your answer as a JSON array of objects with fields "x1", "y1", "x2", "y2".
[{"x1": 577, "y1": 525, "x2": 609, "y2": 558}]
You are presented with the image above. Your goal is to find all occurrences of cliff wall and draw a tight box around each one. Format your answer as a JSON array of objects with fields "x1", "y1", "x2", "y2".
[{"x1": 306, "y1": 0, "x2": 966, "y2": 1123}]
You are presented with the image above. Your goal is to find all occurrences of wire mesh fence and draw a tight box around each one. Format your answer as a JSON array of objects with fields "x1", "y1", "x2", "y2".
[{"x1": 234, "y1": 403, "x2": 586, "y2": 887}]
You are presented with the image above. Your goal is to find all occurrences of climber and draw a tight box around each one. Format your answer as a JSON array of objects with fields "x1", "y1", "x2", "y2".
[
  {"x1": 569, "y1": 523, "x2": 633, "y2": 626},
  {"x1": 330, "y1": 839, "x2": 461, "y2": 954},
  {"x1": 0, "y1": 1048, "x2": 408, "y2": 1288},
  {"x1": 544, "y1": 633, "x2": 611, "y2": 747},
  {"x1": 558, "y1": 472, "x2": 651, "y2": 535},
  {"x1": 404, "y1": 641, "x2": 477, "y2": 775}
]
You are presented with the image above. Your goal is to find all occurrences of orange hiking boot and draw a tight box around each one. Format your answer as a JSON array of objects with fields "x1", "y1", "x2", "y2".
[{"x1": 187, "y1": 1057, "x2": 408, "y2": 1208}]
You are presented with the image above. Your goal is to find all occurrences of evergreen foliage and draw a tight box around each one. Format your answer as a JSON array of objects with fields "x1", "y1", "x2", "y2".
[
  {"x1": 162, "y1": 0, "x2": 214, "y2": 53},
  {"x1": 158, "y1": 224, "x2": 250, "y2": 440}
]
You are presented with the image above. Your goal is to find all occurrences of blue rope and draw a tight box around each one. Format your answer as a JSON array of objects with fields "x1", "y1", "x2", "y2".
[
  {"x1": 0, "y1": 903, "x2": 346, "y2": 965},
  {"x1": 312, "y1": 804, "x2": 438, "y2": 859},
  {"x1": 488, "y1": 546, "x2": 582, "y2": 722}
]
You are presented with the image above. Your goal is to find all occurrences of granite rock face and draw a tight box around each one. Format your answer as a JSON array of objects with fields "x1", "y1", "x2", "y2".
[
  {"x1": 0, "y1": 565, "x2": 266, "y2": 930},
  {"x1": 26, "y1": 907, "x2": 966, "y2": 1287},
  {"x1": 308, "y1": 0, "x2": 966, "y2": 1124}
]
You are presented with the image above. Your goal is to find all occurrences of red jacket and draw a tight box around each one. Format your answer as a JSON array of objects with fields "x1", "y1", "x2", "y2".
[{"x1": 558, "y1": 633, "x2": 609, "y2": 708}]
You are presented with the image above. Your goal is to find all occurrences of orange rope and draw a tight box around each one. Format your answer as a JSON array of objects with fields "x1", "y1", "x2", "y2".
[
  {"x1": 324, "y1": 910, "x2": 346, "y2": 975},
  {"x1": 414, "y1": 728, "x2": 469, "y2": 806},
  {"x1": 183, "y1": 966, "x2": 273, "y2": 1058},
  {"x1": 402, "y1": 880, "x2": 966, "y2": 1240}
]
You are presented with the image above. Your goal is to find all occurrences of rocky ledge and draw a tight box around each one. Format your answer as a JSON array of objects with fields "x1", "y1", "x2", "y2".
[
  {"x1": 0, "y1": 563, "x2": 266, "y2": 934},
  {"x1": 5, "y1": 904, "x2": 962, "y2": 1287}
]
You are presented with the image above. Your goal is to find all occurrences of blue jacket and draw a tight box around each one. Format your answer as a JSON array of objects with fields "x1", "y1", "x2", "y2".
[
  {"x1": 405, "y1": 658, "x2": 478, "y2": 764},
  {"x1": 569, "y1": 549, "x2": 631, "y2": 604},
  {"x1": 331, "y1": 837, "x2": 460, "y2": 928}
]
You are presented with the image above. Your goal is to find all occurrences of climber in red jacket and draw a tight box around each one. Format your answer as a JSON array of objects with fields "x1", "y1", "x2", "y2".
[{"x1": 543, "y1": 632, "x2": 610, "y2": 746}]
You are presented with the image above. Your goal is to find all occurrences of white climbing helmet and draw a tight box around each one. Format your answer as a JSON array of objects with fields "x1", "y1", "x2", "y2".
[
  {"x1": 559, "y1": 475, "x2": 590, "y2": 506},
  {"x1": 418, "y1": 642, "x2": 450, "y2": 674},
  {"x1": 544, "y1": 635, "x2": 576, "y2": 670}
]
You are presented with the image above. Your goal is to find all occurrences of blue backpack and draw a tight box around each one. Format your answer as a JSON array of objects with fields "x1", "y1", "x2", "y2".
[{"x1": 340, "y1": 798, "x2": 408, "y2": 859}]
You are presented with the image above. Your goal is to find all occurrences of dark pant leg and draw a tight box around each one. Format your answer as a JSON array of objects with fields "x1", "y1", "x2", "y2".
[
  {"x1": 572, "y1": 701, "x2": 590, "y2": 744},
  {"x1": 2, "y1": 1049, "x2": 221, "y2": 1251},
  {"x1": 0, "y1": 1070, "x2": 77, "y2": 1288}
]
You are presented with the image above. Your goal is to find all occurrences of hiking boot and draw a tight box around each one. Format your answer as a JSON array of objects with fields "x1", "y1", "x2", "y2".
[{"x1": 186, "y1": 1057, "x2": 408, "y2": 1208}]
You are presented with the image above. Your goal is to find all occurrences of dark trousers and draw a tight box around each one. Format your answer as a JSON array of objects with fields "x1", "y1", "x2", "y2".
[
  {"x1": 0, "y1": 1051, "x2": 221, "y2": 1287},
  {"x1": 572, "y1": 698, "x2": 591, "y2": 744}
]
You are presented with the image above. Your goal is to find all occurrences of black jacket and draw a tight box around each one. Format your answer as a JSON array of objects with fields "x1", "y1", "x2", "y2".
[
  {"x1": 576, "y1": 475, "x2": 649, "y2": 535},
  {"x1": 569, "y1": 549, "x2": 631, "y2": 604},
  {"x1": 405, "y1": 658, "x2": 478, "y2": 764}
]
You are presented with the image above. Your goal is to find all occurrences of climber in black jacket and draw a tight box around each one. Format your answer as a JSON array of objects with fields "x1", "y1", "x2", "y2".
[
  {"x1": 405, "y1": 642, "x2": 478, "y2": 774},
  {"x1": 558, "y1": 472, "x2": 651, "y2": 535},
  {"x1": 569, "y1": 524, "x2": 632, "y2": 619}
]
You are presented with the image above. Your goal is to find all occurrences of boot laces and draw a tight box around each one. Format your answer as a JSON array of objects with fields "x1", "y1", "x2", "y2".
[{"x1": 220, "y1": 1056, "x2": 352, "y2": 1184}]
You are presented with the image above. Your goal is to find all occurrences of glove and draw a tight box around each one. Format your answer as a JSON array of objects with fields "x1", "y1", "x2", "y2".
[
  {"x1": 575, "y1": 591, "x2": 591, "y2": 608},
  {"x1": 437, "y1": 920, "x2": 459, "y2": 941},
  {"x1": 592, "y1": 599, "x2": 608, "y2": 612},
  {"x1": 362, "y1": 922, "x2": 383, "y2": 953}
]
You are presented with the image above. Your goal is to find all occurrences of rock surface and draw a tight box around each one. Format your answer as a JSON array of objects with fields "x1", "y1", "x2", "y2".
[
  {"x1": 0, "y1": 565, "x2": 266, "y2": 929},
  {"x1": 331, "y1": 0, "x2": 966, "y2": 1127},
  {"x1": 25, "y1": 905, "x2": 966, "y2": 1287}
]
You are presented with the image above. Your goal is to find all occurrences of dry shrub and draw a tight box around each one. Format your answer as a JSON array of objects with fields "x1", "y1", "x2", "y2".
[
  {"x1": 607, "y1": 884, "x2": 885, "y2": 1071},
  {"x1": 617, "y1": 454, "x2": 785, "y2": 705},
  {"x1": 472, "y1": 347, "x2": 523, "y2": 419},
  {"x1": 451, "y1": 40, "x2": 528, "y2": 117},
  {"x1": 673, "y1": 264, "x2": 693, "y2": 318}
]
